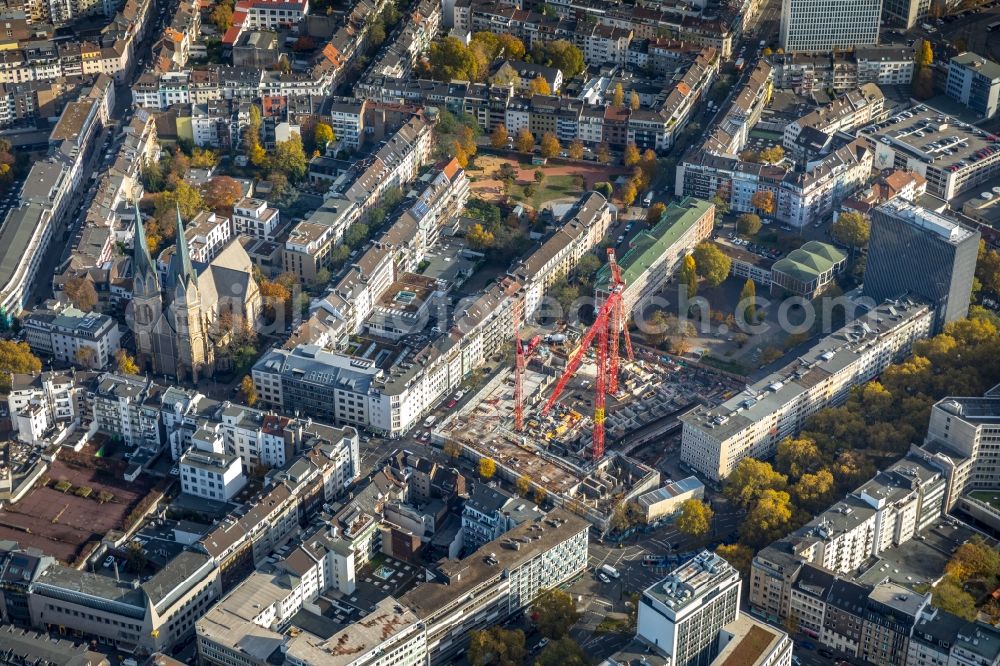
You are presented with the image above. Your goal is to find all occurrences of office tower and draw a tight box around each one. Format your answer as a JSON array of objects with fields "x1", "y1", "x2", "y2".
[
  {"x1": 863, "y1": 200, "x2": 980, "y2": 332},
  {"x1": 780, "y1": 0, "x2": 883, "y2": 53},
  {"x1": 946, "y1": 53, "x2": 1000, "y2": 119},
  {"x1": 882, "y1": 0, "x2": 931, "y2": 29},
  {"x1": 636, "y1": 551, "x2": 741, "y2": 666}
]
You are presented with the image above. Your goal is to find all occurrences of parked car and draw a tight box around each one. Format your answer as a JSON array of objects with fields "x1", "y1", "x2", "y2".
[
  {"x1": 103, "y1": 556, "x2": 115, "y2": 568},
  {"x1": 598, "y1": 572, "x2": 611, "y2": 583}
]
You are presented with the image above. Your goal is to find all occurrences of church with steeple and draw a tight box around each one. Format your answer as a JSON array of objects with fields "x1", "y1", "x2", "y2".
[{"x1": 128, "y1": 204, "x2": 262, "y2": 382}]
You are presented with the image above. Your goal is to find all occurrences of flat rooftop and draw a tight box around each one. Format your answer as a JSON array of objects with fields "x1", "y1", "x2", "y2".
[
  {"x1": 854, "y1": 517, "x2": 978, "y2": 589},
  {"x1": 857, "y1": 104, "x2": 1000, "y2": 172},
  {"x1": 715, "y1": 615, "x2": 786, "y2": 666},
  {"x1": 877, "y1": 199, "x2": 977, "y2": 245},
  {"x1": 643, "y1": 551, "x2": 737, "y2": 614},
  {"x1": 399, "y1": 509, "x2": 588, "y2": 619}
]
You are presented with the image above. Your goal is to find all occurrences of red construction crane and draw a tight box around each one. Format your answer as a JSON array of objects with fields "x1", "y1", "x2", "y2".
[
  {"x1": 541, "y1": 249, "x2": 633, "y2": 461},
  {"x1": 513, "y1": 318, "x2": 542, "y2": 432}
]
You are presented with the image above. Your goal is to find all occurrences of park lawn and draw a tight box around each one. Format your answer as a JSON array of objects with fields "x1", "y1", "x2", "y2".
[{"x1": 512, "y1": 174, "x2": 582, "y2": 208}]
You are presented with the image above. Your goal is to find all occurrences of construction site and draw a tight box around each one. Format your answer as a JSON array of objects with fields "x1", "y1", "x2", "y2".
[{"x1": 436, "y1": 250, "x2": 712, "y2": 533}]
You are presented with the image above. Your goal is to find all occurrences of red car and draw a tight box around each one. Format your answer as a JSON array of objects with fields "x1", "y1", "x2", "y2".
[{"x1": 446, "y1": 399, "x2": 458, "y2": 408}]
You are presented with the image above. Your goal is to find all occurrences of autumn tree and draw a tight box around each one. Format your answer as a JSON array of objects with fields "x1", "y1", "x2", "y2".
[
  {"x1": 156, "y1": 181, "x2": 205, "y2": 223},
  {"x1": 64, "y1": 276, "x2": 98, "y2": 311},
  {"x1": 612, "y1": 83, "x2": 625, "y2": 107},
  {"x1": 515, "y1": 127, "x2": 535, "y2": 153},
  {"x1": 758, "y1": 146, "x2": 785, "y2": 164},
  {"x1": 630, "y1": 90, "x2": 641, "y2": 111},
  {"x1": 532, "y1": 589, "x2": 580, "y2": 639},
  {"x1": 491, "y1": 123, "x2": 509, "y2": 149},
  {"x1": 646, "y1": 202, "x2": 666, "y2": 225},
  {"x1": 725, "y1": 458, "x2": 788, "y2": 510},
  {"x1": 737, "y1": 213, "x2": 762, "y2": 236},
  {"x1": 313, "y1": 122, "x2": 335, "y2": 148},
  {"x1": 204, "y1": 176, "x2": 243, "y2": 214},
  {"x1": 680, "y1": 254, "x2": 698, "y2": 298},
  {"x1": 468, "y1": 627, "x2": 526, "y2": 666},
  {"x1": 190, "y1": 147, "x2": 219, "y2": 168},
  {"x1": 467, "y1": 223, "x2": 495, "y2": 249},
  {"x1": 540, "y1": 132, "x2": 560, "y2": 159},
  {"x1": 740, "y1": 489, "x2": 793, "y2": 547},
  {"x1": 831, "y1": 211, "x2": 870, "y2": 250},
  {"x1": 115, "y1": 350, "x2": 139, "y2": 375},
  {"x1": 716, "y1": 543, "x2": 754, "y2": 576},
  {"x1": 516, "y1": 474, "x2": 532, "y2": 497},
  {"x1": 244, "y1": 104, "x2": 263, "y2": 162},
  {"x1": 976, "y1": 240, "x2": 1000, "y2": 295},
  {"x1": 750, "y1": 190, "x2": 775, "y2": 216},
  {"x1": 240, "y1": 375, "x2": 258, "y2": 406},
  {"x1": 775, "y1": 436, "x2": 821, "y2": 479},
  {"x1": 568, "y1": 138, "x2": 584, "y2": 160},
  {"x1": 618, "y1": 180, "x2": 637, "y2": 208},
  {"x1": 443, "y1": 440, "x2": 462, "y2": 458},
  {"x1": 623, "y1": 143, "x2": 641, "y2": 167},
  {"x1": 211, "y1": 0, "x2": 234, "y2": 32},
  {"x1": 676, "y1": 498, "x2": 714, "y2": 537},
  {"x1": 597, "y1": 143, "x2": 611, "y2": 164},
  {"x1": 530, "y1": 75, "x2": 551, "y2": 95},
  {"x1": 792, "y1": 469, "x2": 836, "y2": 512},
  {"x1": 479, "y1": 457, "x2": 496, "y2": 479},
  {"x1": 692, "y1": 242, "x2": 732, "y2": 287},
  {"x1": 917, "y1": 39, "x2": 933, "y2": 67},
  {"x1": 536, "y1": 638, "x2": 588, "y2": 666}
]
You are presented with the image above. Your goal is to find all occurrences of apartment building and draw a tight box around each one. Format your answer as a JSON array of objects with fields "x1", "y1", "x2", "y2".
[
  {"x1": 282, "y1": 197, "x2": 359, "y2": 283},
  {"x1": 780, "y1": 0, "x2": 881, "y2": 53},
  {"x1": 946, "y1": 53, "x2": 1000, "y2": 120},
  {"x1": 783, "y1": 84, "x2": 886, "y2": 153},
  {"x1": 749, "y1": 451, "x2": 950, "y2": 623},
  {"x1": 679, "y1": 138, "x2": 874, "y2": 228},
  {"x1": 180, "y1": 440, "x2": 247, "y2": 502},
  {"x1": 233, "y1": 197, "x2": 280, "y2": 239},
  {"x1": 400, "y1": 510, "x2": 589, "y2": 663},
  {"x1": 509, "y1": 191, "x2": 615, "y2": 319},
  {"x1": 90, "y1": 373, "x2": 166, "y2": 449},
  {"x1": 636, "y1": 551, "x2": 741, "y2": 666},
  {"x1": 863, "y1": 200, "x2": 979, "y2": 333},
  {"x1": 681, "y1": 297, "x2": 934, "y2": 481},
  {"x1": 770, "y1": 48, "x2": 915, "y2": 95},
  {"x1": 460, "y1": 483, "x2": 542, "y2": 551},
  {"x1": 233, "y1": 0, "x2": 309, "y2": 31},
  {"x1": 595, "y1": 197, "x2": 714, "y2": 316},
  {"x1": 23, "y1": 304, "x2": 121, "y2": 369},
  {"x1": 7, "y1": 371, "x2": 83, "y2": 444},
  {"x1": 701, "y1": 61, "x2": 773, "y2": 157},
  {"x1": 29, "y1": 551, "x2": 221, "y2": 653}
]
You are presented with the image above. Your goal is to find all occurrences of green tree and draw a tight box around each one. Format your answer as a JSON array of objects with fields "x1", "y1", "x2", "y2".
[
  {"x1": 740, "y1": 489, "x2": 793, "y2": 547},
  {"x1": 737, "y1": 213, "x2": 762, "y2": 236},
  {"x1": 594, "y1": 181, "x2": 613, "y2": 199},
  {"x1": 156, "y1": 182, "x2": 205, "y2": 223},
  {"x1": 573, "y1": 254, "x2": 602, "y2": 286},
  {"x1": 542, "y1": 40, "x2": 585, "y2": 78},
  {"x1": 832, "y1": 211, "x2": 870, "y2": 249},
  {"x1": 271, "y1": 135, "x2": 308, "y2": 181},
  {"x1": 739, "y1": 278, "x2": 756, "y2": 323},
  {"x1": 710, "y1": 194, "x2": 730, "y2": 216},
  {"x1": 930, "y1": 577, "x2": 977, "y2": 621},
  {"x1": 976, "y1": 241, "x2": 1000, "y2": 295},
  {"x1": 536, "y1": 637, "x2": 589, "y2": 666},
  {"x1": 680, "y1": 254, "x2": 698, "y2": 298},
  {"x1": 344, "y1": 223, "x2": 370, "y2": 248},
  {"x1": 428, "y1": 36, "x2": 479, "y2": 81},
  {"x1": 532, "y1": 589, "x2": 580, "y2": 639},
  {"x1": 725, "y1": 458, "x2": 788, "y2": 510},
  {"x1": 676, "y1": 499, "x2": 714, "y2": 537},
  {"x1": 692, "y1": 242, "x2": 732, "y2": 287},
  {"x1": 468, "y1": 627, "x2": 526, "y2": 666}
]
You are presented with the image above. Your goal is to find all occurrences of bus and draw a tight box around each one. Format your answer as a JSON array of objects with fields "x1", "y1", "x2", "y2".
[{"x1": 989, "y1": 21, "x2": 1000, "y2": 30}]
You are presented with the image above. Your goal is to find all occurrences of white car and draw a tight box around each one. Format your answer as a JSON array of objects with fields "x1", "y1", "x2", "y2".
[
  {"x1": 598, "y1": 572, "x2": 611, "y2": 583},
  {"x1": 103, "y1": 556, "x2": 115, "y2": 568}
]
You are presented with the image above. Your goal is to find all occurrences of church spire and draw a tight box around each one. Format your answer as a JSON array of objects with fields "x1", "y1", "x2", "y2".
[
  {"x1": 171, "y1": 204, "x2": 196, "y2": 294},
  {"x1": 132, "y1": 202, "x2": 158, "y2": 289}
]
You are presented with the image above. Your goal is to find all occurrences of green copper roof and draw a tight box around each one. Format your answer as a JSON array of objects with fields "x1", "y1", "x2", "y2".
[
  {"x1": 596, "y1": 197, "x2": 714, "y2": 290},
  {"x1": 771, "y1": 240, "x2": 846, "y2": 283}
]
